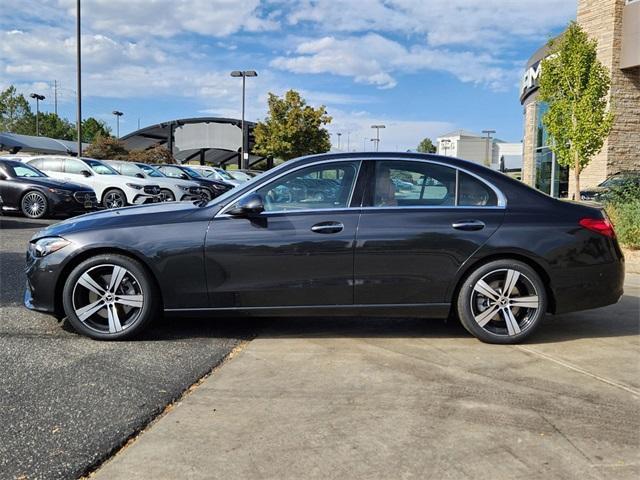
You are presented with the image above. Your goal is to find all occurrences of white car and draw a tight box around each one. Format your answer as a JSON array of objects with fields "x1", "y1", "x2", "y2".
[
  {"x1": 25, "y1": 156, "x2": 161, "y2": 208},
  {"x1": 105, "y1": 160, "x2": 203, "y2": 202},
  {"x1": 187, "y1": 165, "x2": 240, "y2": 187}
]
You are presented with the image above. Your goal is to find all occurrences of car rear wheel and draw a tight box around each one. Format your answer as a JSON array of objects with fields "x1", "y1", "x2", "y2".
[
  {"x1": 159, "y1": 188, "x2": 175, "y2": 202},
  {"x1": 103, "y1": 189, "x2": 127, "y2": 209},
  {"x1": 21, "y1": 191, "x2": 48, "y2": 218},
  {"x1": 456, "y1": 260, "x2": 546, "y2": 344},
  {"x1": 62, "y1": 254, "x2": 158, "y2": 340}
]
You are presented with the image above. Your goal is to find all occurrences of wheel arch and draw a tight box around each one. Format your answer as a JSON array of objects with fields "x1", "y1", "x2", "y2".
[
  {"x1": 53, "y1": 247, "x2": 163, "y2": 317},
  {"x1": 448, "y1": 252, "x2": 556, "y2": 317}
]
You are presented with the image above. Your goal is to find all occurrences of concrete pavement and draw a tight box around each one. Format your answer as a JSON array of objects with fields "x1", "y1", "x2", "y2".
[{"x1": 93, "y1": 275, "x2": 640, "y2": 480}]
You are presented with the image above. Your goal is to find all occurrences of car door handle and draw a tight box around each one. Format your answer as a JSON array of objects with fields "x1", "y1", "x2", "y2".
[
  {"x1": 452, "y1": 220, "x2": 485, "y2": 231},
  {"x1": 311, "y1": 222, "x2": 344, "y2": 234}
]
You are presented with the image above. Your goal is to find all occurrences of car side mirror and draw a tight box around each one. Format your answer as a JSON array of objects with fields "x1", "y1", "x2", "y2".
[
  {"x1": 80, "y1": 170, "x2": 92, "y2": 177},
  {"x1": 180, "y1": 174, "x2": 189, "y2": 180},
  {"x1": 135, "y1": 173, "x2": 145, "y2": 178},
  {"x1": 0, "y1": 173, "x2": 6, "y2": 180},
  {"x1": 228, "y1": 193, "x2": 264, "y2": 217}
]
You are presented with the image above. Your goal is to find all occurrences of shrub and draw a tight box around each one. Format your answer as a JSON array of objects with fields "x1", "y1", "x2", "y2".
[{"x1": 605, "y1": 180, "x2": 640, "y2": 249}]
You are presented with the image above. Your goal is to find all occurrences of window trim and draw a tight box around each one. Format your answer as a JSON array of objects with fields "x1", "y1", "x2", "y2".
[{"x1": 216, "y1": 157, "x2": 506, "y2": 218}]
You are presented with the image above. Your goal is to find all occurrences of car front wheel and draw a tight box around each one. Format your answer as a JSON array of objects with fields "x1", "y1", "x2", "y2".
[
  {"x1": 103, "y1": 189, "x2": 127, "y2": 209},
  {"x1": 62, "y1": 254, "x2": 158, "y2": 340},
  {"x1": 21, "y1": 191, "x2": 48, "y2": 218},
  {"x1": 456, "y1": 260, "x2": 547, "y2": 344},
  {"x1": 159, "y1": 188, "x2": 175, "y2": 202}
]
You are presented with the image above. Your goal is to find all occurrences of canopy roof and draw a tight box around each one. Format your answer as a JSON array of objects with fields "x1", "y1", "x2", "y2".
[{"x1": 0, "y1": 132, "x2": 88, "y2": 156}]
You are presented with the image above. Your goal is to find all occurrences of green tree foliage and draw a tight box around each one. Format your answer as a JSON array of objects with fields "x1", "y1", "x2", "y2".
[
  {"x1": 253, "y1": 90, "x2": 332, "y2": 161},
  {"x1": 82, "y1": 117, "x2": 112, "y2": 143},
  {"x1": 605, "y1": 179, "x2": 640, "y2": 249},
  {"x1": 38, "y1": 112, "x2": 76, "y2": 139},
  {"x1": 538, "y1": 22, "x2": 614, "y2": 198},
  {"x1": 128, "y1": 144, "x2": 174, "y2": 164},
  {"x1": 0, "y1": 86, "x2": 34, "y2": 134},
  {"x1": 416, "y1": 137, "x2": 436, "y2": 153},
  {"x1": 84, "y1": 134, "x2": 129, "y2": 160}
]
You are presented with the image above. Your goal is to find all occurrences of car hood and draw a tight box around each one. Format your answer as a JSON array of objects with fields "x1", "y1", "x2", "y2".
[
  {"x1": 32, "y1": 201, "x2": 217, "y2": 241},
  {"x1": 25, "y1": 177, "x2": 92, "y2": 191}
]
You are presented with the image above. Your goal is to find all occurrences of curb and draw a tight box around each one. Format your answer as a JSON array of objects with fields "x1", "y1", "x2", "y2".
[{"x1": 622, "y1": 248, "x2": 640, "y2": 274}]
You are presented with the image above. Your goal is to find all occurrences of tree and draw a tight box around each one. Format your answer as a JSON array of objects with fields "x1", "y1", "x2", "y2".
[
  {"x1": 253, "y1": 89, "x2": 332, "y2": 161},
  {"x1": 416, "y1": 137, "x2": 436, "y2": 153},
  {"x1": 84, "y1": 134, "x2": 129, "y2": 160},
  {"x1": 538, "y1": 22, "x2": 614, "y2": 198},
  {"x1": 82, "y1": 117, "x2": 112, "y2": 143},
  {"x1": 128, "y1": 144, "x2": 175, "y2": 164},
  {"x1": 0, "y1": 86, "x2": 34, "y2": 134},
  {"x1": 38, "y1": 112, "x2": 76, "y2": 140}
]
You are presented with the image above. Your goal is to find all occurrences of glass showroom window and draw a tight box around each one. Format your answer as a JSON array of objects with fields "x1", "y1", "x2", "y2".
[{"x1": 534, "y1": 102, "x2": 569, "y2": 197}]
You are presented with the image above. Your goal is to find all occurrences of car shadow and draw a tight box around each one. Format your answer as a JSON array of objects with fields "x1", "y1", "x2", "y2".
[{"x1": 0, "y1": 216, "x2": 54, "y2": 230}]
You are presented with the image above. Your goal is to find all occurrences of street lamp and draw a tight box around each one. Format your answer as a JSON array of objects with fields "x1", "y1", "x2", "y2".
[
  {"x1": 371, "y1": 124, "x2": 385, "y2": 152},
  {"x1": 112, "y1": 110, "x2": 123, "y2": 138},
  {"x1": 30, "y1": 93, "x2": 45, "y2": 136},
  {"x1": 440, "y1": 138, "x2": 452, "y2": 156},
  {"x1": 482, "y1": 129, "x2": 496, "y2": 167},
  {"x1": 76, "y1": 0, "x2": 82, "y2": 156},
  {"x1": 230, "y1": 70, "x2": 258, "y2": 169},
  {"x1": 337, "y1": 132, "x2": 342, "y2": 150}
]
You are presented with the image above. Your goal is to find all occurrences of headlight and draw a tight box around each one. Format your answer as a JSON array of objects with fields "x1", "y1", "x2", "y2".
[
  {"x1": 126, "y1": 183, "x2": 143, "y2": 190},
  {"x1": 48, "y1": 188, "x2": 72, "y2": 196},
  {"x1": 30, "y1": 237, "x2": 70, "y2": 258},
  {"x1": 178, "y1": 185, "x2": 190, "y2": 191}
]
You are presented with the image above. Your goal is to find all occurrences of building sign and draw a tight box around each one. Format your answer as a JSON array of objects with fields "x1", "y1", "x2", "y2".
[{"x1": 520, "y1": 60, "x2": 542, "y2": 103}]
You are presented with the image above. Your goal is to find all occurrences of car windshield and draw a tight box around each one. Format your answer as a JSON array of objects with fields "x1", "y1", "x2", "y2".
[
  {"x1": 213, "y1": 168, "x2": 234, "y2": 180},
  {"x1": 600, "y1": 175, "x2": 638, "y2": 188},
  {"x1": 137, "y1": 164, "x2": 164, "y2": 177},
  {"x1": 7, "y1": 163, "x2": 47, "y2": 178},
  {"x1": 83, "y1": 158, "x2": 119, "y2": 175},
  {"x1": 230, "y1": 171, "x2": 252, "y2": 181},
  {"x1": 180, "y1": 166, "x2": 202, "y2": 177}
]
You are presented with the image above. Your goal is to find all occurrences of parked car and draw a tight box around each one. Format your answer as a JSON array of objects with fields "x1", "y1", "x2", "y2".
[
  {"x1": 580, "y1": 171, "x2": 640, "y2": 202},
  {"x1": 186, "y1": 165, "x2": 241, "y2": 187},
  {"x1": 25, "y1": 152, "x2": 623, "y2": 343},
  {"x1": 25, "y1": 156, "x2": 161, "y2": 208},
  {"x1": 226, "y1": 170, "x2": 254, "y2": 182},
  {"x1": 104, "y1": 160, "x2": 203, "y2": 202},
  {"x1": 153, "y1": 164, "x2": 232, "y2": 201},
  {"x1": 0, "y1": 159, "x2": 96, "y2": 218}
]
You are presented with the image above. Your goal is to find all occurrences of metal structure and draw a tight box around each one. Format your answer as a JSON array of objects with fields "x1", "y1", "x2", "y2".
[
  {"x1": 0, "y1": 132, "x2": 88, "y2": 155},
  {"x1": 440, "y1": 138, "x2": 452, "y2": 156},
  {"x1": 230, "y1": 70, "x2": 257, "y2": 170},
  {"x1": 29, "y1": 93, "x2": 45, "y2": 136},
  {"x1": 112, "y1": 110, "x2": 123, "y2": 138},
  {"x1": 371, "y1": 124, "x2": 386, "y2": 152},
  {"x1": 76, "y1": 0, "x2": 82, "y2": 156}
]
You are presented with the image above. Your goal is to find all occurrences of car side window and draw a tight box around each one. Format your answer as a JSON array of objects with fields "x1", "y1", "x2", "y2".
[
  {"x1": 64, "y1": 159, "x2": 85, "y2": 174},
  {"x1": 458, "y1": 172, "x2": 498, "y2": 207},
  {"x1": 40, "y1": 158, "x2": 63, "y2": 172},
  {"x1": 255, "y1": 161, "x2": 360, "y2": 212},
  {"x1": 373, "y1": 161, "x2": 457, "y2": 207},
  {"x1": 121, "y1": 164, "x2": 140, "y2": 177}
]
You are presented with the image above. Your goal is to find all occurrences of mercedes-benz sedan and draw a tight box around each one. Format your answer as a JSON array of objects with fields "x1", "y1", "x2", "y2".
[{"x1": 24, "y1": 153, "x2": 624, "y2": 343}]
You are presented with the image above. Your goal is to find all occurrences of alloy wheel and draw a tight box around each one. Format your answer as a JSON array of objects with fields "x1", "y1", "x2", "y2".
[
  {"x1": 71, "y1": 264, "x2": 144, "y2": 334},
  {"x1": 159, "y1": 189, "x2": 175, "y2": 202},
  {"x1": 470, "y1": 268, "x2": 540, "y2": 337},
  {"x1": 104, "y1": 191, "x2": 126, "y2": 208},
  {"x1": 22, "y1": 192, "x2": 47, "y2": 218}
]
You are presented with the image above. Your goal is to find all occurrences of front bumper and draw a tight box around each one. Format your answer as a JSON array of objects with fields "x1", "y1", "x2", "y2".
[{"x1": 132, "y1": 194, "x2": 161, "y2": 205}]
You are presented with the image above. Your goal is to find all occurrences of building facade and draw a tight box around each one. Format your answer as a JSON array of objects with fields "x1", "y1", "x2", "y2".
[
  {"x1": 437, "y1": 130, "x2": 522, "y2": 173},
  {"x1": 521, "y1": 0, "x2": 640, "y2": 197}
]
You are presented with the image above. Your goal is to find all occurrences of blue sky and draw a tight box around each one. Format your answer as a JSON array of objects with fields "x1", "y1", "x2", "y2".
[{"x1": 1, "y1": 0, "x2": 575, "y2": 151}]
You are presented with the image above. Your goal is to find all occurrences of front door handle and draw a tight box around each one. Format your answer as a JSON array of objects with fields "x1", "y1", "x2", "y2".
[
  {"x1": 311, "y1": 221, "x2": 344, "y2": 234},
  {"x1": 452, "y1": 220, "x2": 485, "y2": 231}
]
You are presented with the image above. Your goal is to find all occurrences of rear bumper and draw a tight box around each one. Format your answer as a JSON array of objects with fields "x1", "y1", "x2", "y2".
[{"x1": 550, "y1": 257, "x2": 625, "y2": 314}]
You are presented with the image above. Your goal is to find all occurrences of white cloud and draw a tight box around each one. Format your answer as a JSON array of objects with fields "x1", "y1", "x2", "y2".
[{"x1": 272, "y1": 34, "x2": 515, "y2": 90}]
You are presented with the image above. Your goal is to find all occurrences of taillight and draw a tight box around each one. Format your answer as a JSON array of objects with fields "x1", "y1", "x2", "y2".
[{"x1": 579, "y1": 217, "x2": 616, "y2": 238}]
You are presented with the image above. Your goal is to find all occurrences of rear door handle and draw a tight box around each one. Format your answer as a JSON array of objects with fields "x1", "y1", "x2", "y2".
[
  {"x1": 311, "y1": 221, "x2": 344, "y2": 234},
  {"x1": 452, "y1": 220, "x2": 485, "y2": 231}
]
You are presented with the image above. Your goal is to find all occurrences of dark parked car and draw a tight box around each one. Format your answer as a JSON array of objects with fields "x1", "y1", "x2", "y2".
[
  {"x1": 0, "y1": 159, "x2": 96, "y2": 218},
  {"x1": 25, "y1": 152, "x2": 624, "y2": 343},
  {"x1": 153, "y1": 164, "x2": 232, "y2": 201},
  {"x1": 580, "y1": 171, "x2": 640, "y2": 202}
]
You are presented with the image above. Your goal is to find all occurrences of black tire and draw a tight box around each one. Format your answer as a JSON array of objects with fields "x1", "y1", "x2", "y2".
[
  {"x1": 456, "y1": 259, "x2": 547, "y2": 344},
  {"x1": 62, "y1": 254, "x2": 159, "y2": 340},
  {"x1": 103, "y1": 188, "x2": 127, "y2": 209},
  {"x1": 199, "y1": 188, "x2": 213, "y2": 202},
  {"x1": 159, "y1": 188, "x2": 175, "y2": 202},
  {"x1": 21, "y1": 190, "x2": 49, "y2": 218}
]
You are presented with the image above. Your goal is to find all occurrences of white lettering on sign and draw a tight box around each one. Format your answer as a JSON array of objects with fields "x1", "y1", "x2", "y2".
[{"x1": 521, "y1": 62, "x2": 542, "y2": 95}]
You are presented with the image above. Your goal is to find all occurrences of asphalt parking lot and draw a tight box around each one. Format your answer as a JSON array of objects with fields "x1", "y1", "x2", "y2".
[{"x1": 0, "y1": 215, "x2": 253, "y2": 480}]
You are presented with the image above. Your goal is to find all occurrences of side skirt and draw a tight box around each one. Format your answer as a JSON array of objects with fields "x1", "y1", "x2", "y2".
[{"x1": 164, "y1": 303, "x2": 451, "y2": 318}]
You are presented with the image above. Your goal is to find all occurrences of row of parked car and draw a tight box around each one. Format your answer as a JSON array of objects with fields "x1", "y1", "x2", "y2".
[{"x1": 0, "y1": 155, "x2": 261, "y2": 219}]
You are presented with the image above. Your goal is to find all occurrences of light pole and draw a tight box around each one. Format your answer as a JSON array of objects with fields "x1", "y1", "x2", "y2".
[
  {"x1": 76, "y1": 0, "x2": 82, "y2": 156},
  {"x1": 371, "y1": 124, "x2": 385, "y2": 152},
  {"x1": 230, "y1": 70, "x2": 258, "y2": 170},
  {"x1": 29, "y1": 93, "x2": 45, "y2": 136},
  {"x1": 112, "y1": 110, "x2": 123, "y2": 138},
  {"x1": 337, "y1": 132, "x2": 342, "y2": 150},
  {"x1": 440, "y1": 138, "x2": 451, "y2": 156},
  {"x1": 482, "y1": 129, "x2": 496, "y2": 167}
]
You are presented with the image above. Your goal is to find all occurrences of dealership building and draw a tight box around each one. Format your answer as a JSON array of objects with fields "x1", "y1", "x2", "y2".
[{"x1": 521, "y1": 0, "x2": 640, "y2": 197}]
